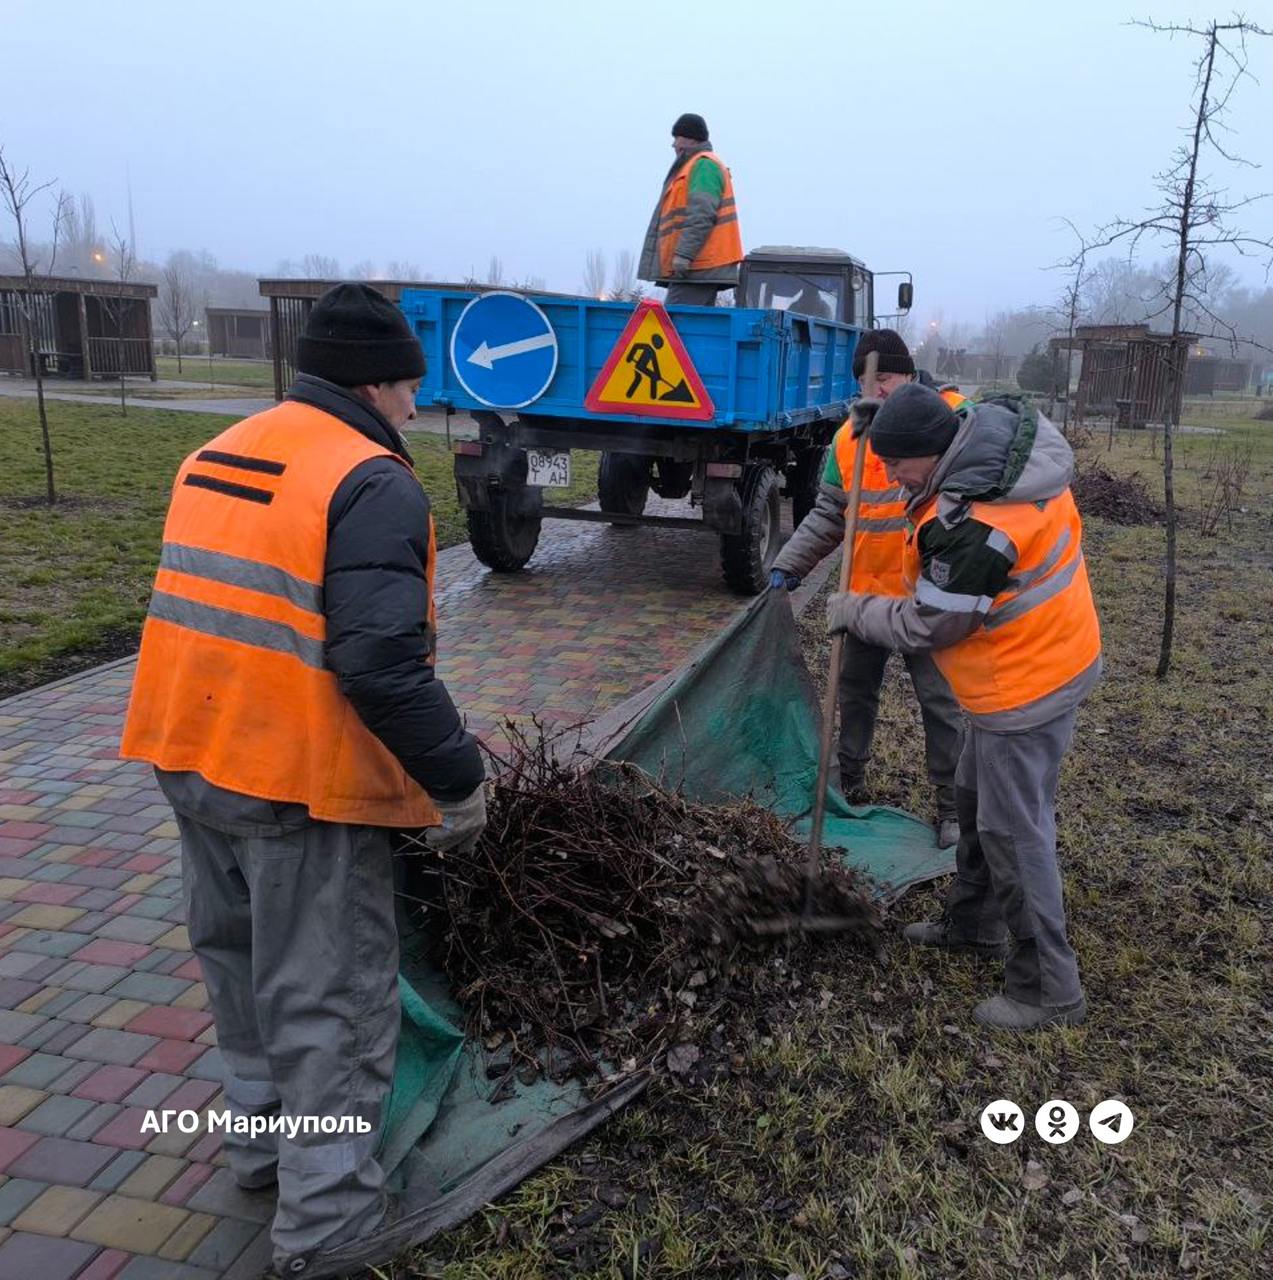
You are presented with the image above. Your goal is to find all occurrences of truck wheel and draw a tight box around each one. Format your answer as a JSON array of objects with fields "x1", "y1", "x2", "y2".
[
  {"x1": 467, "y1": 494, "x2": 542, "y2": 572},
  {"x1": 791, "y1": 444, "x2": 828, "y2": 528},
  {"x1": 598, "y1": 451, "x2": 651, "y2": 521},
  {"x1": 720, "y1": 465, "x2": 781, "y2": 595}
]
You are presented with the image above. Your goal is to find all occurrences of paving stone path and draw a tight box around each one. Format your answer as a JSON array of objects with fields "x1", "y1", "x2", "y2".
[{"x1": 0, "y1": 504, "x2": 815, "y2": 1278}]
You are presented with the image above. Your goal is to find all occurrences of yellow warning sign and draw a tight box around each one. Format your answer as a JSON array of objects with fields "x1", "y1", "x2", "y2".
[{"x1": 585, "y1": 300, "x2": 714, "y2": 420}]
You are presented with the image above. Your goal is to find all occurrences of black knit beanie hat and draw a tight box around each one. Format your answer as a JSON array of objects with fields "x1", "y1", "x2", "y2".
[
  {"x1": 869, "y1": 382, "x2": 960, "y2": 459},
  {"x1": 671, "y1": 112, "x2": 709, "y2": 142},
  {"x1": 296, "y1": 283, "x2": 425, "y2": 387},
  {"x1": 853, "y1": 328, "x2": 915, "y2": 379}
]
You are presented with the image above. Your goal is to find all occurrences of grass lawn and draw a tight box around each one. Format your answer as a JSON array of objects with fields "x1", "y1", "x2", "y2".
[
  {"x1": 154, "y1": 354, "x2": 276, "y2": 389},
  {"x1": 0, "y1": 397, "x2": 597, "y2": 698},
  {"x1": 407, "y1": 418, "x2": 1273, "y2": 1278}
]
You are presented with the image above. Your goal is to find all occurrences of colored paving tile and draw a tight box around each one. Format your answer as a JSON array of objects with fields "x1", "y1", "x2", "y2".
[{"x1": 0, "y1": 508, "x2": 796, "y2": 1275}]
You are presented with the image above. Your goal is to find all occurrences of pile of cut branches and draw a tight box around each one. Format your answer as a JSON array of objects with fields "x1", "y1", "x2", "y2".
[
  {"x1": 1072, "y1": 453, "x2": 1163, "y2": 524},
  {"x1": 397, "y1": 722, "x2": 880, "y2": 1076}
]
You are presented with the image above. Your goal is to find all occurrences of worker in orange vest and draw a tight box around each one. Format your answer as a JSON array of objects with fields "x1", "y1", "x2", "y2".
[
  {"x1": 638, "y1": 112, "x2": 743, "y2": 306},
  {"x1": 827, "y1": 383, "x2": 1101, "y2": 1029},
  {"x1": 771, "y1": 330, "x2": 966, "y2": 848},
  {"x1": 120, "y1": 284, "x2": 485, "y2": 1270}
]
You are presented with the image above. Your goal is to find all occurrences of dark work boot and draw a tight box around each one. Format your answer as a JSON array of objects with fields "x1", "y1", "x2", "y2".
[
  {"x1": 973, "y1": 993, "x2": 1088, "y2": 1030},
  {"x1": 902, "y1": 919, "x2": 1008, "y2": 959},
  {"x1": 840, "y1": 771, "x2": 870, "y2": 806}
]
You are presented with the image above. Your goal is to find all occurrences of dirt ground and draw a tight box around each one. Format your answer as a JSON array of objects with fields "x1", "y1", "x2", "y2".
[{"x1": 402, "y1": 419, "x2": 1272, "y2": 1279}]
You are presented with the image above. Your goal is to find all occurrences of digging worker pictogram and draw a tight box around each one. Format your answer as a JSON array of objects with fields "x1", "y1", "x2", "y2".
[
  {"x1": 824, "y1": 382, "x2": 1101, "y2": 1030},
  {"x1": 638, "y1": 111, "x2": 743, "y2": 306},
  {"x1": 120, "y1": 284, "x2": 487, "y2": 1272},
  {"x1": 626, "y1": 332, "x2": 666, "y2": 398},
  {"x1": 770, "y1": 330, "x2": 968, "y2": 849}
]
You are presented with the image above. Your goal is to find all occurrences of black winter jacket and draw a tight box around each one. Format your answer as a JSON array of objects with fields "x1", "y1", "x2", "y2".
[{"x1": 284, "y1": 374, "x2": 484, "y2": 803}]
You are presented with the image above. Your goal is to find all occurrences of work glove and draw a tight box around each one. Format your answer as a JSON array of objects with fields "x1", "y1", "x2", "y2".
[
  {"x1": 424, "y1": 784, "x2": 487, "y2": 855},
  {"x1": 671, "y1": 255, "x2": 691, "y2": 279},
  {"x1": 825, "y1": 590, "x2": 860, "y2": 636},
  {"x1": 769, "y1": 569, "x2": 801, "y2": 592},
  {"x1": 849, "y1": 396, "x2": 882, "y2": 439}
]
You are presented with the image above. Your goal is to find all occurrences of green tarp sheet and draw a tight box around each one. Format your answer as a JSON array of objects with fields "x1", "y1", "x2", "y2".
[{"x1": 601, "y1": 589, "x2": 955, "y2": 896}]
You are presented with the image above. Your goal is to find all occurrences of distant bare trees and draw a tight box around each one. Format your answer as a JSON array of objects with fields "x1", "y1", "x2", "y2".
[
  {"x1": 385, "y1": 259, "x2": 428, "y2": 281},
  {"x1": 581, "y1": 249, "x2": 644, "y2": 301},
  {"x1": 159, "y1": 253, "x2": 198, "y2": 372},
  {"x1": 0, "y1": 144, "x2": 68, "y2": 504},
  {"x1": 301, "y1": 253, "x2": 340, "y2": 279},
  {"x1": 582, "y1": 249, "x2": 607, "y2": 298},
  {"x1": 610, "y1": 250, "x2": 643, "y2": 302}
]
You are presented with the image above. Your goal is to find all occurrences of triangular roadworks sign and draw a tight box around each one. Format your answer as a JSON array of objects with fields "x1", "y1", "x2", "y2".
[{"x1": 584, "y1": 300, "x2": 714, "y2": 421}]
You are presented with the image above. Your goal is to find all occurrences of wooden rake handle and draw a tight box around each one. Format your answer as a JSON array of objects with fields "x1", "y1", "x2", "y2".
[{"x1": 803, "y1": 351, "x2": 878, "y2": 913}]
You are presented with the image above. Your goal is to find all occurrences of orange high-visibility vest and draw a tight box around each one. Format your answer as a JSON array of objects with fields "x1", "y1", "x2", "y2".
[
  {"x1": 657, "y1": 151, "x2": 743, "y2": 276},
  {"x1": 902, "y1": 487, "x2": 1101, "y2": 716},
  {"x1": 120, "y1": 401, "x2": 441, "y2": 827},
  {"x1": 834, "y1": 387, "x2": 967, "y2": 597}
]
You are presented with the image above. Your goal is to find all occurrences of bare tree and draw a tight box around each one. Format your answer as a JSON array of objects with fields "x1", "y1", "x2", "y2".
[
  {"x1": 1051, "y1": 219, "x2": 1093, "y2": 436},
  {"x1": 486, "y1": 255, "x2": 505, "y2": 287},
  {"x1": 301, "y1": 253, "x2": 340, "y2": 279},
  {"x1": 97, "y1": 223, "x2": 137, "y2": 415},
  {"x1": 58, "y1": 192, "x2": 103, "y2": 276},
  {"x1": 158, "y1": 253, "x2": 197, "y2": 373},
  {"x1": 0, "y1": 145, "x2": 69, "y2": 504},
  {"x1": 582, "y1": 248, "x2": 607, "y2": 298},
  {"x1": 347, "y1": 259, "x2": 377, "y2": 280},
  {"x1": 385, "y1": 259, "x2": 428, "y2": 281},
  {"x1": 610, "y1": 249, "x2": 644, "y2": 302},
  {"x1": 1078, "y1": 16, "x2": 1272, "y2": 679}
]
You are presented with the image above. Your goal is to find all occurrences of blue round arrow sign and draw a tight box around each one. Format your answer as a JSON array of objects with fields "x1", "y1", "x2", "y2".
[{"x1": 450, "y1": 291, "x2": 558, "y2": 409}]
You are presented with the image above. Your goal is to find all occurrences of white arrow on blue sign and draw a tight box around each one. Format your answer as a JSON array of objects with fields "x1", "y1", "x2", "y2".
[{"x1": 449, "y1": 291, "x2": 558, "y2": 409}]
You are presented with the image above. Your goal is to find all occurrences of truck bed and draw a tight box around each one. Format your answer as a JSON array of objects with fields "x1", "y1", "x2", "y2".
[{"x1": 400, "y1": 289, "x2": 864, "y2": 432}]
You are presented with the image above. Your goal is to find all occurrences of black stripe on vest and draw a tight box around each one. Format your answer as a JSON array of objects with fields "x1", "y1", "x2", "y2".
[
  {"x1": 196, "y1": 449, "x2": 287, "y2": 476},
  {"x1": 183, "y1": 473, "x2": 275, "y2": 505}
]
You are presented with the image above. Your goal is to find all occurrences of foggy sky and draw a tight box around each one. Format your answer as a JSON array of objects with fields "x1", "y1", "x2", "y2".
[{"x1": 5, "y1": 0, "x2": 1271, "y2": 325}]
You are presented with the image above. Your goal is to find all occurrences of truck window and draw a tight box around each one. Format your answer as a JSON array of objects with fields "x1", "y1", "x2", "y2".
[{"x1": 744, "y1": 271, "x2": 843, "y2": 321}]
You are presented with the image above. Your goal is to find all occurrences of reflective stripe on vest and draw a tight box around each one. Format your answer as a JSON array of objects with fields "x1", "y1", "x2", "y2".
[
  {"x1": 657, "y1": 152, "x2": 743, "y2": 276},
  {"x1": 120, "y1": 401, "x2": 441, "y2": 828},
  {"x1": 904, "y1": 488, "x2": 1101, "y2": 715}
]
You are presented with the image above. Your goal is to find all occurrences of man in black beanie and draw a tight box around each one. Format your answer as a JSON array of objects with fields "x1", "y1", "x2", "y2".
[
  {"x1": 121, "y1": 282, "x2": 485, "y2": 1270},
  {"x1": 824, "y1": 383, "x2": 1102, "y2": 1030},
  {"x1": 638, "y1": 112, "x2": 743, "y2": 305},
  {"x1": 772, "y1": 331, "x2": 967, "y2": 847}
]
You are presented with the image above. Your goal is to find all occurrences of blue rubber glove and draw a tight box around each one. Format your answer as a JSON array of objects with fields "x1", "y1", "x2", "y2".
[{"x1": 769, "y1": 569, "x2": 801, "y2": 592}]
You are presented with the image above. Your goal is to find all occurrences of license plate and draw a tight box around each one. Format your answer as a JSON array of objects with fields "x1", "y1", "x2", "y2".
[{"x1": 527, "y1": 448, "x2": 570, "y2": 488}]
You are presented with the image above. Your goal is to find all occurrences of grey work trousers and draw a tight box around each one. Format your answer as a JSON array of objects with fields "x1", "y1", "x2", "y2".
[
  {"x1": 837, "y1": 634, "x2": 964, "y2": 814},
  {"x1": 174, "y1": 798, "x2": 398, "y2": 1264},
  {"x1": 943, "y1": 709, "x2": 1084, "y2": 1007},
  {"x1": 664, "y1": 281, "x2": 723, "y2": 305}
]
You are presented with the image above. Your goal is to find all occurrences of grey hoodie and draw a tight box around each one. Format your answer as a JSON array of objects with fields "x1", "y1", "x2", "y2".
[{"x1": 842, "y1": 399, "x2": 1101, "y2": 730}]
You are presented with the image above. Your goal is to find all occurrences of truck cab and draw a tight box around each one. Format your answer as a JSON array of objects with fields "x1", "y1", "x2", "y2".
[{"x1": 737, "y1": 245, "x2": 912, "y2": 329}]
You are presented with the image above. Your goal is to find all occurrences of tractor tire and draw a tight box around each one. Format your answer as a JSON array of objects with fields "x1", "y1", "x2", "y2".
[
  {"x1": 720, "y1": 464, "x2": 781, "y2": 595},
  {"x1": 467, "y1": 493, "x2": 542, "y2": 572},
  {"x1": 598, "y1": 451, "x2": 651, "y2": 522},
  {"x1": 791, "y1": 444, "x2": 828, "y2": 529}
]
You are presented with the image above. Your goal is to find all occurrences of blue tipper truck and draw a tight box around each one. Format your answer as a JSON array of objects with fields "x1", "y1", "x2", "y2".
[{"x1": 399, "y1": 247, "x2": 912, "y2": 594}]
